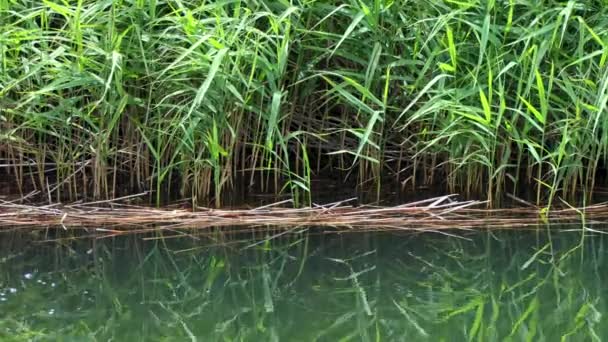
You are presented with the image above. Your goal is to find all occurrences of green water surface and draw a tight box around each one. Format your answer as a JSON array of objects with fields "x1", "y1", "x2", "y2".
[{"x1": 0, "y1": 227, "x2": 606, "y2": 341}]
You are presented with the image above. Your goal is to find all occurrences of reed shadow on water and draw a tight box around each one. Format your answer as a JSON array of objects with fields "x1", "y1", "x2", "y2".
[{"x1": 0, "y1": 225, "x2": 606, "y2": 341}]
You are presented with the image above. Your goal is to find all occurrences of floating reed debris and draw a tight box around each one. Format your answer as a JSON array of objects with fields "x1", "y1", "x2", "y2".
[{"x1": 1, "y1": 196, "x2": 607, "y2": 234}]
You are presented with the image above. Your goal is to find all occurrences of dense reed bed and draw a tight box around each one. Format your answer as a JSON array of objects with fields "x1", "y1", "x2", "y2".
[{"x1": 1, "y1": 0, "x2": 608, "y2": 206}]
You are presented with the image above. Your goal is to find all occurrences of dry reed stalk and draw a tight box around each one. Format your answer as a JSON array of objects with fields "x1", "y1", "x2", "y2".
[{"x1": 0, "y1": 196, "x2": 605, "y2": 235}]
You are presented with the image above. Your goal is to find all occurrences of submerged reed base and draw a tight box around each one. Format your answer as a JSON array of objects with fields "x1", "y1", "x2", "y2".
[{"x1": 1, "y1": 195, "x2": 606, "y2": 236}]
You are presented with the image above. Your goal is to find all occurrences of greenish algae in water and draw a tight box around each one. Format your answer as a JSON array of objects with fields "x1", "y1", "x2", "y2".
[{"x1": 0, "y1": 227, "x2": 606, "y2": 341}]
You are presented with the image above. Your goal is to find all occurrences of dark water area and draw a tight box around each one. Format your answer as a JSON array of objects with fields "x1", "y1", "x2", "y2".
[{"x1": 0, "y1": 227, "x2": 606, "y2": 341}]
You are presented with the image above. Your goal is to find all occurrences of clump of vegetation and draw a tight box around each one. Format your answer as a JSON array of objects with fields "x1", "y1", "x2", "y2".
[{"x1": 1, "y1": 0, "x2": 607, "y2": 206}]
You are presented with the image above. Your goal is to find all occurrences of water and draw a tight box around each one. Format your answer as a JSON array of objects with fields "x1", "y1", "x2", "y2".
[{"x1": 0, "y1": 227, "x2": 606, "y2": 341}]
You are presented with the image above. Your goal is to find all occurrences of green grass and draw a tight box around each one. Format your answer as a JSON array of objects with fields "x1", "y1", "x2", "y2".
[{"x1": 1, "y1": 0, "x2": 607, "y2": 206}]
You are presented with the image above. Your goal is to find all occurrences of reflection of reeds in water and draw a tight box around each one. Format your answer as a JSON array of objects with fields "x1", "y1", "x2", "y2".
[{"x1": 0, "y1": 229, "x2": 605, "y2": 340}]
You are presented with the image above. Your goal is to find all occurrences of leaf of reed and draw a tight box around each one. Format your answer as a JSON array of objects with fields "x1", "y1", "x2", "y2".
[
  {"x1": 266, "y1": 91, "x2": 282, "y2": 150},
  {"x1": 535, "y1": 69, "x2": 547, "y2": 121},
  {"x1": 519, "y1": 96, "x2": 545, "y2": 125},
  {"x1": 331, "y1": 11, "x2": 365, "y2": 57},
  {"x1": 321, "y1": 76, "x2": 376, "y2": 115},
  {"x1": 43, "y1": 0, "x2": 73, "y2": 17},
  {"x1": 455, "y1": 111, "x2": 488, "y2": 126},
  {"x1": 341, "y1": 75, "x2": 384, "y2": 108},
  {"x1": 446, "y1": 25, "x2": 457, "y2": 71},
  {"x1": 186, "y1": 48, "x2": 228, "y2": 118},
  {"x1": 364, "y1": 43, "x2": 382, "y2": 89},
  {"x1": 353, "y1": 110, "x2": 383, "y2": 165},
  {"x1": 396, "y1": 74, "x2": 451, "y2": 126},
  {"x1": 478, "y1": 14, "x2": 490, "y2": 68},
  {"x1": 157, "y1": 35, "x2": 212, "y2": 80},
  {"x1": 479, "y1": 89, "x2": 491, "y2": 124}
]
